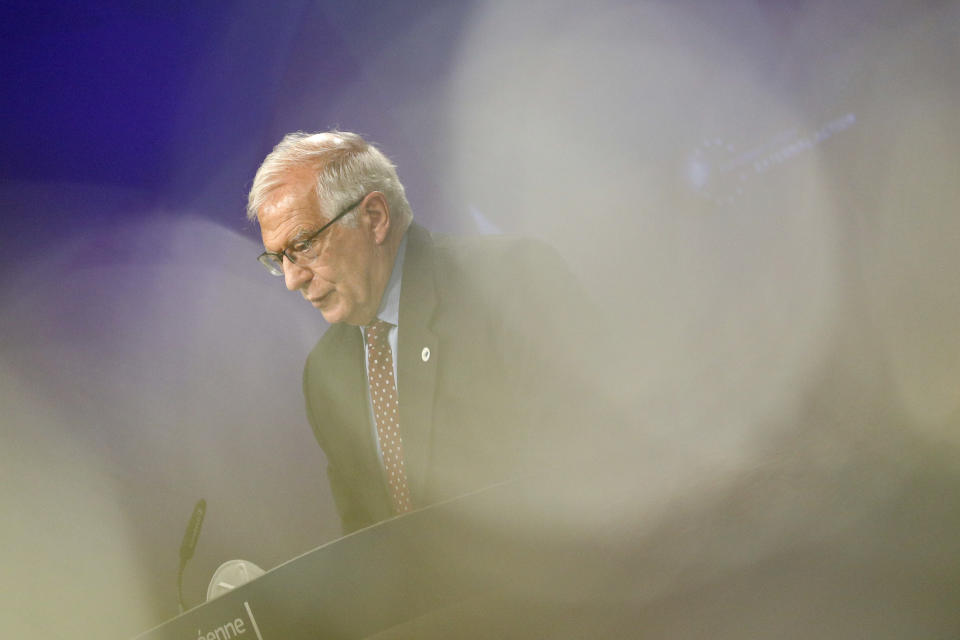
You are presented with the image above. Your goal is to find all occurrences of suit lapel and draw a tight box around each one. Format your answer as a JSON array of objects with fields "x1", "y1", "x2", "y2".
[
  {"x1": 397, "y1": 224, "x2": 440, "y2": 503},
  {"x1": 322, "y1": 323, "x2": 386, "y2": 500}
]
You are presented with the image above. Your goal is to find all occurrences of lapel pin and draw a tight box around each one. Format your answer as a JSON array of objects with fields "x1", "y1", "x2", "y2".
[{"x1": 421, "y1": 347, "x2": 431, "y2": 362}]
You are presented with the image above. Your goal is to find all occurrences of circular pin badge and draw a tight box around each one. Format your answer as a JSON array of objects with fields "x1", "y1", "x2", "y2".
[{"x1": 421, "y1": 347, "x2": 431, "y2": 362}]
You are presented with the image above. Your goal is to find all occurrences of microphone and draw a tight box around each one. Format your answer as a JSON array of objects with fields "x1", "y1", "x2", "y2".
[
  {"x1": 179, "y1": 499, "x2": 206, "y2": 565},
  {"x1": 177, "y1": 498, "x2": 207, "y2": 612}
]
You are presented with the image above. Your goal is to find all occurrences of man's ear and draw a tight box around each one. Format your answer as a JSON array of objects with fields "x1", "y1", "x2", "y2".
[{"x1": 362, "y1": 192, "x2": 392, "y2": 244}]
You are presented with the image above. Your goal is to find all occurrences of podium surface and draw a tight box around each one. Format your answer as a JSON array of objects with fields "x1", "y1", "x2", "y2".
[{"x1": 136, "y1": 461, "x2": 960, "y2": 640}]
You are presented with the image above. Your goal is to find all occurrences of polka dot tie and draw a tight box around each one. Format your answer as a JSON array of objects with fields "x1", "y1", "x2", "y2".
[{"x1": 365, "y1": 320, "x2": 413, "y2": 514}]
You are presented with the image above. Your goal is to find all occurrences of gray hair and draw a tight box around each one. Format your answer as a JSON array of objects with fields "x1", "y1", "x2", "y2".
[{"x1": 246, "y1": 130, "x2": 413, "y2": 230}]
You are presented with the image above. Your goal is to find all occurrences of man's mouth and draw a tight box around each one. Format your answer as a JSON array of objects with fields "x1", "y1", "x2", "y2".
[{"x1": 308, "y1": 291, "x2": 332, "y2": 307}]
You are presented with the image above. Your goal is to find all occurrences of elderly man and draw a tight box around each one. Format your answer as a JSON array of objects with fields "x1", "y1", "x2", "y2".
[{"x1": 248, "y1": 131, "x2": 586, "y2": 533}]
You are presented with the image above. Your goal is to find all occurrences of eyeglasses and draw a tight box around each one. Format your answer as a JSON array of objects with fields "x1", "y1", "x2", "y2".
[{"x1": 257, "y1": 193, "x2": 368, "y2": 276}]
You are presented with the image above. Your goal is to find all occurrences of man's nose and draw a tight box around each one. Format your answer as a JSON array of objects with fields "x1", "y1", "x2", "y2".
[{"x1": 283, "y1": 259, "x2": 312, "y2": 291}]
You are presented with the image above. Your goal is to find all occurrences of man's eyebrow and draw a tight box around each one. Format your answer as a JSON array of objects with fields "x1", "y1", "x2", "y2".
[
  {"x1": 264, "y1": 225, "x2": 314, "y2": 254},
  {"x1": 288, "y1": 226, "x2": 318, "y2": 245}
]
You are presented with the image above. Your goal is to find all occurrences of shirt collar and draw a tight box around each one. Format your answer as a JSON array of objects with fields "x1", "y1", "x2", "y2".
[{"x1": 374, "y1": 232, "x2": 406, "y2": 327}]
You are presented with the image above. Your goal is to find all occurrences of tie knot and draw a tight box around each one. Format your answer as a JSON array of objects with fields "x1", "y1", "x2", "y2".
[{"x1": 365, "y1": 319, "x2": 391, "y2": 346}]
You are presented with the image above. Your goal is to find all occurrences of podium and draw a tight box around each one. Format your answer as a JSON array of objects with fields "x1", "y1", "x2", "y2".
[
  {"x1": 135, "y1": 477, "x2": 615, "y2": 640},
  {"x1": 136, "y1": 457, "x2": 960, "y2": 639}
]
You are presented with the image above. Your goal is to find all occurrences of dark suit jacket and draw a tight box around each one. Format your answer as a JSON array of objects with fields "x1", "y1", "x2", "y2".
[{"x1": 303, "y1": 223, "x2": 588, "y2": 533}]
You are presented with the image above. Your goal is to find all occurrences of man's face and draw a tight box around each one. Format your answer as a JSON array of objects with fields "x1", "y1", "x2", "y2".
[{"x1": 257, "y1": 173, "x2": 383, "y2": 326}]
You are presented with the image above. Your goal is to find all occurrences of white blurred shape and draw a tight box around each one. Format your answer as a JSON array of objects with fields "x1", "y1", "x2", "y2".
[
  {"x1": 445, "y1": 0, "x2": 841, "y2": 475},
  {"x1": 469, "y1": 205, "x2": 502, "y2": 235},
  {"x1": 1, "y1": 211, "x2": 339, "y2": 637}
]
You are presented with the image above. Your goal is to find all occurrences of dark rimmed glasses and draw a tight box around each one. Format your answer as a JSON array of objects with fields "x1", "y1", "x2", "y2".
[{"x1": 257, "y1": 193, "x2": 368, "y2": 276}]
